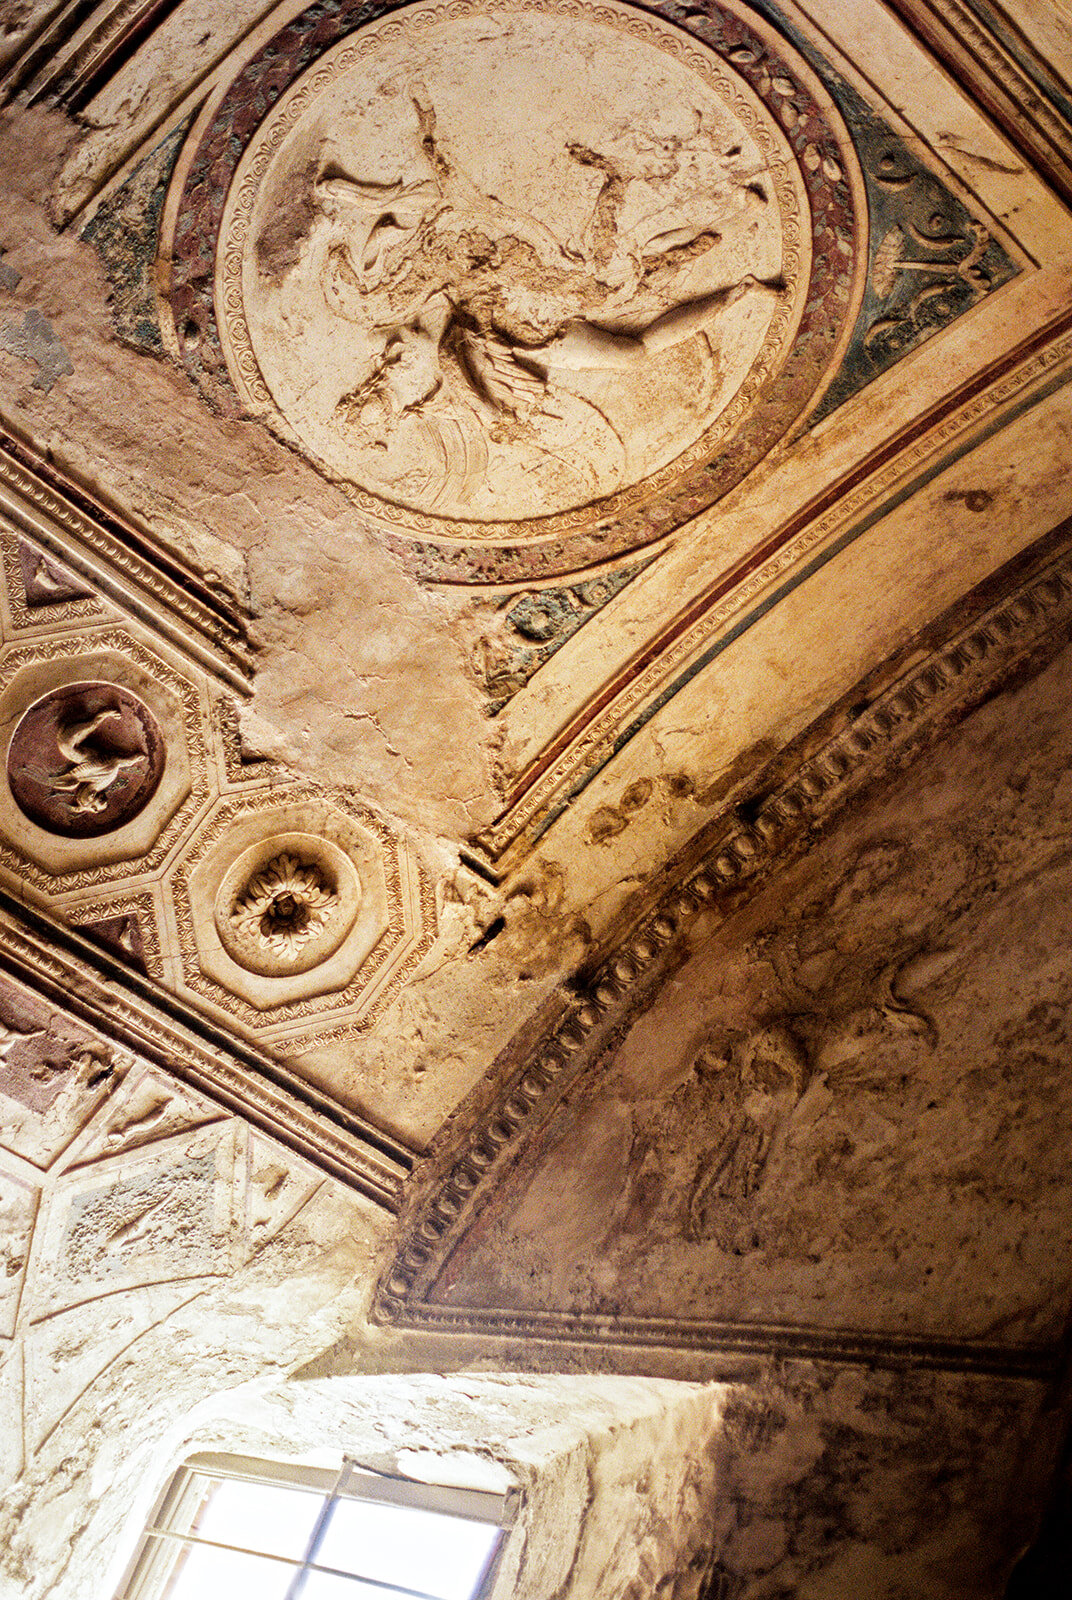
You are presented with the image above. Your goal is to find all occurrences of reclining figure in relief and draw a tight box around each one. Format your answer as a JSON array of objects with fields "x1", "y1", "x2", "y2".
[{"x1": 303, "y1": 94, "x2": 785, "y2": 508}]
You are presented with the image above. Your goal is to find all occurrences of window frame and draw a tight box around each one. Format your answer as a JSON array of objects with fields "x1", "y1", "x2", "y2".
[{"x1": 114, "y1": 1450, "x2": 519, "y2": 1600}]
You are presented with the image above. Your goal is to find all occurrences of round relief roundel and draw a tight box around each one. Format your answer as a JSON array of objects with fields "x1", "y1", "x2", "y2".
[
  {"x1": 7, "y1": 683, "x2": 166, "y2": 838},
  {"x1": 167, "y1": 0, "x2": 864, "y2": 580},
  {"x1": 214, "y1": 833, "x2": 362, "y2": 979}
]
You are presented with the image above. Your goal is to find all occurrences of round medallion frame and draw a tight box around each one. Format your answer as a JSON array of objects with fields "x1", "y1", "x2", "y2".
[
  {"x1": 7, "y1": 681, "x2": 166, "y2": 839},
  {"x1": 215, "y1": 832, "x2": 362, "y2": 978},
  {"x1": 161, "y1": 0, "x2": 867, "y2": 583}
]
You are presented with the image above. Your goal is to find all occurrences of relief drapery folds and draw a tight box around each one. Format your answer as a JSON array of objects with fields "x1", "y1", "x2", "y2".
[{"x1": 685, "y1": 1024, "x2": 812, "y2": 1250}]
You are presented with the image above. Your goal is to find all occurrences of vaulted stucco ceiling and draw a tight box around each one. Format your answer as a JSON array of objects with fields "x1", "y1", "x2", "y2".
[{"x1": 0, "y1": 1, "x2": 1070, "y2": 1596}]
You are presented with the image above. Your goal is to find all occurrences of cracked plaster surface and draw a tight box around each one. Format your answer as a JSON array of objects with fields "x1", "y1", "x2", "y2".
[
  {"x1": 0, "y1": 13, "x2": 1071, "y2": 1591},
  {"x1": 0, "y1": 107, "x2": 496, "y2": 846}
]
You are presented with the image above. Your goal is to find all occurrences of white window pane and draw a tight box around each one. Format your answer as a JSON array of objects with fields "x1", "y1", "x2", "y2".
[
  {"x1": 302, "y1": 1574, "x2": 414, "y2": 1600},
  {"x1": 190, "y1": 1475, "x2": 325, "y2": 1560},
  {"x1": 317, "y1": 1500, "x2": 501, "y2": 1600},
  {"x1": 160, "y1": 1540, "x2": 298, "y2": 1600}
]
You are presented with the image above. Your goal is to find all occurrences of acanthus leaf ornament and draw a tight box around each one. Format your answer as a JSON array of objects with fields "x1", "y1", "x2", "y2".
[{"x1": 230, "y1": 852, "x2": 339, "y2": 962}]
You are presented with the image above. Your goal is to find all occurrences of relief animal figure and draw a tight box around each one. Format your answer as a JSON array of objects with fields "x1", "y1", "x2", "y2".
[{"x1": 49, "y1": 707, "x2": 147, "y2": 817}]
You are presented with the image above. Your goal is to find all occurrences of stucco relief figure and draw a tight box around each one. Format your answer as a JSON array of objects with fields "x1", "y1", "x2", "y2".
[
  {"x1": 227, "y1": 7, "x2": 796, "y2": 524},
  {"x1": 310, "y1": 110, "x2": 783, "y2": 515},
  {"x1": 49, "y1": 709, "x2": 147, "y2": 817},
  {"x1": 686, "y1": 1025, "x2": 812, "y2": 1252},
  {"x1": 7, "y1": 683, "x2": 165, "y2": 838}
]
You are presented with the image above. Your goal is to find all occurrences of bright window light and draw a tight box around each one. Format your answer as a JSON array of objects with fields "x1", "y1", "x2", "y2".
[{"x1": 115, "y1": 1453, "x2": 514, "y2": 1600}]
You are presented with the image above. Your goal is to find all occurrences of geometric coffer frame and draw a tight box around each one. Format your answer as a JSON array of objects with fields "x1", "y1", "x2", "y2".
[
  {"x1": 167, "y1": 787, "x2": 436, "y2": 1048},
  {"x1": 0, "y1": 579, "x2": 436, "y2": 1052},
  {"x1": 0, "y1": 626, "x2": 208, "y2": 891}
]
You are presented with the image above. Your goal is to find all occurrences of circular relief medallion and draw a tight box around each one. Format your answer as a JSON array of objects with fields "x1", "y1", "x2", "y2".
[
  {"x1": 7, "y1": 683, "x2": 166, "y2": 838},
  {"x1": 213, "y1": 0, "x2": 814, "y2": 541},
  {"x1": 215, "y1": 833, "x2": 361, "y2": 978}
]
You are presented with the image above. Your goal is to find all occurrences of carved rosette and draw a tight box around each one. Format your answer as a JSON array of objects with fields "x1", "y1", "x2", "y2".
[
  {"x1": 227, "y1": 851, "x2": 343, "y2": 971},
  {"x1": 213, "y1": 831, "x2": 360, "y2": 984},
  {"x1": 162, "y1": 0, "x2": 865, "y2": 583},
  {"x1": 166, "y1": 797, "x2": 437, "y2": 1044}
]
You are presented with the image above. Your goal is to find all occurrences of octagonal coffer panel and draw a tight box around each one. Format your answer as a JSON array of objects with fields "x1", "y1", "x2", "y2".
[
  {"x1": 0, "y1": 617, "x2": 437, "y2": 1052},
  {"x1": 0, "y1": 632, "x2": 201, "y2": 884}
]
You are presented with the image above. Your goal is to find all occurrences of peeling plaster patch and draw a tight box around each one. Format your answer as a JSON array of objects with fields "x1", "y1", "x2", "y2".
[
  {"x1": 0, "y1": 309, "x2": 73, "y2": 392},
  {"x1": 585, "y1": 771, "x2": 690, "y2": 845},
  {"x1": 0, "y1": 250, "x2": 20, "y2": 292},
  {"x1": 945, "y1": 487, "x2": 995, "y2": 512},
  {"x1": 81, "y1": 121, "x2": 188, "y2": 355}
]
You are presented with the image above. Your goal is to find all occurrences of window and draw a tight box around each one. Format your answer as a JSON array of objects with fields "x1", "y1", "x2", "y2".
[{"x1": 116, "y1": 1452, "x2": 516, "y2": 1600}]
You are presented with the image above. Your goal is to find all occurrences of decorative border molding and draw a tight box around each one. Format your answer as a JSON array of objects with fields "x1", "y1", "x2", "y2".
[
  {"x1": 0, "y1": 431, "x2": 252, "y2": 691},
  {"x1": 883, "y1": 0, "x2": 1072, "y2": 209},
  {"x1": 14, "y1": 0, "x2": 184, "y2": 113},
  {"x1": 381, "y1": 1303, "x2": 1057, "y2": 1379},
  {"x1": 0, "y1": 0, "x2": 85, "y2": 103},
  {"x1": 167, "y1": 786, "x2": 438, "y2": 1045},
  {"x1": 212, "y1": 693, "x2": 274, "y2": 789},
  {"x1": 471, "y1": 308, "x2": 1072, "y2": 870},
  {"x1": 0, "y1": 888, "x2": 415, "y2": 1208},
  {"x1": 376, "y1": 518, "x2": 1072, "y2": 1369},
  {"x1": 0, "y1": 532, "x2": 105, "y2": 633},
  {"x1": 68, "y1": 885, "x2": 165, "y2": 979}
]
